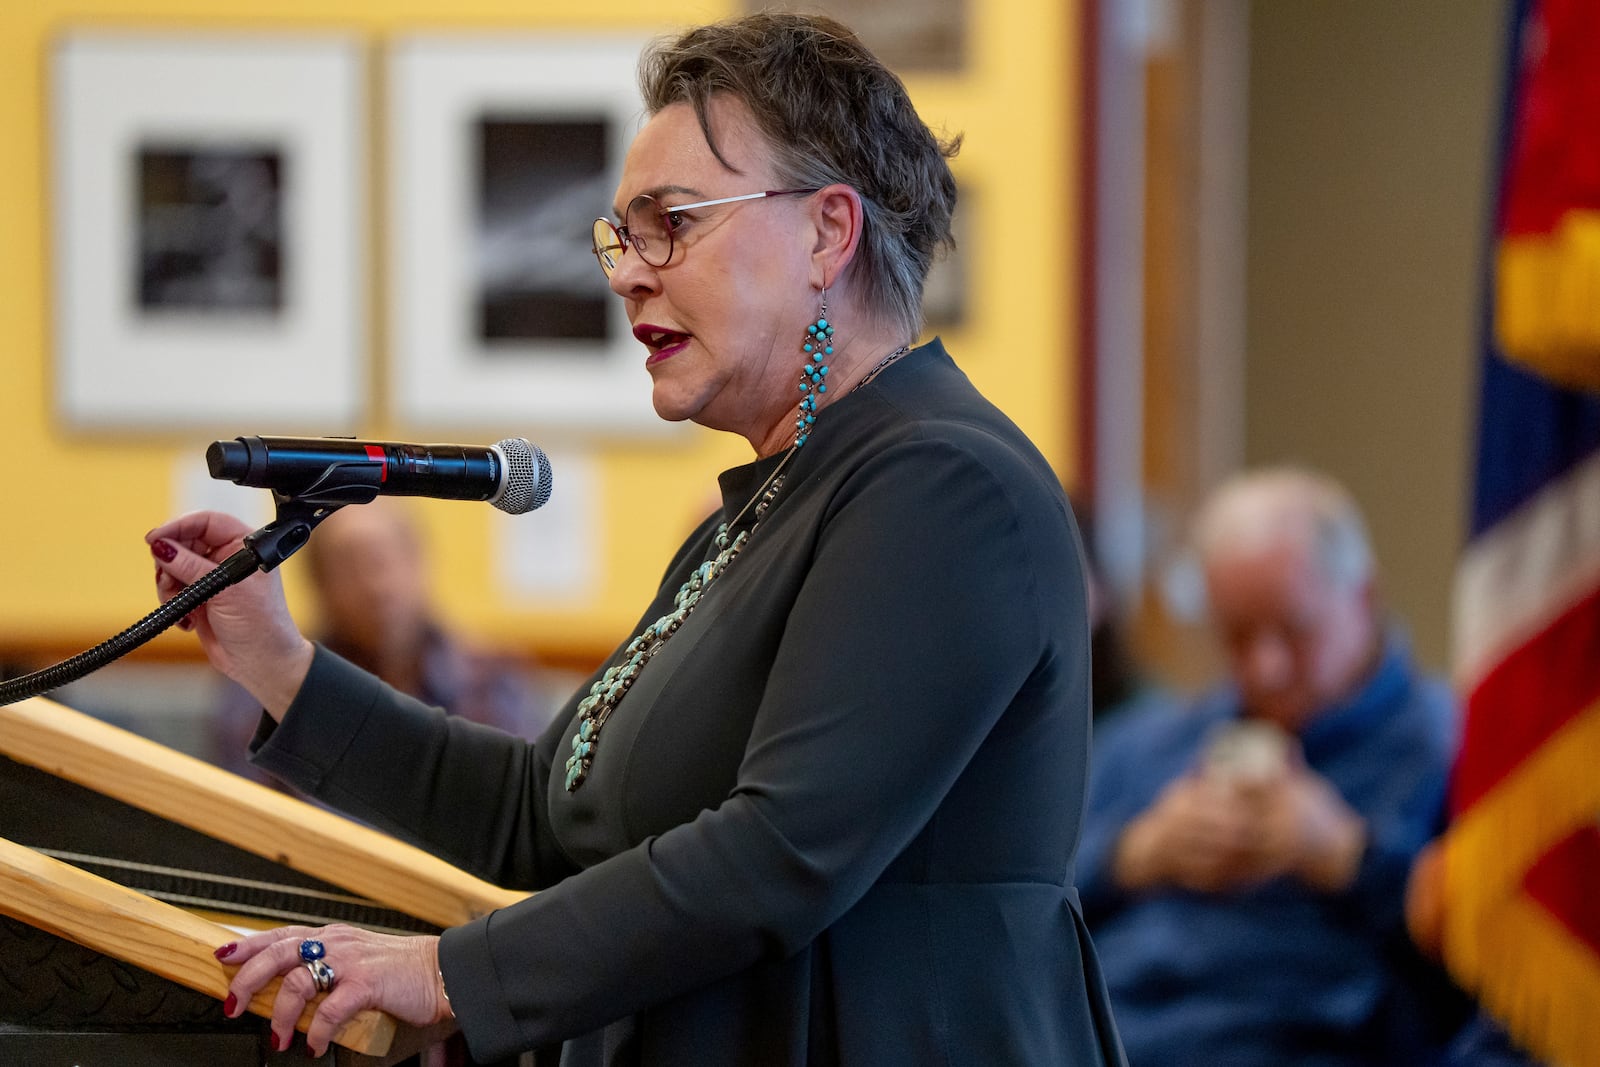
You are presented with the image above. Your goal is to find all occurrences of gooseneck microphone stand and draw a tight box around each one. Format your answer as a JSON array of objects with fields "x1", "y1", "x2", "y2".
[{"x1": 0, "y1": 497, "x2": 341, "y2": 707}]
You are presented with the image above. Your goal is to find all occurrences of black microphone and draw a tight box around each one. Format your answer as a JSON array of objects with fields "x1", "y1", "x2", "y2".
[{"x1": 207, "y1": 435, "x2": 553, "y2": 514}]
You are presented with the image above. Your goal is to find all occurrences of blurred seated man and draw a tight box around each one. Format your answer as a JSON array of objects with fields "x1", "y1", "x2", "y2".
[
  {"x1": 210, "y1": 499, "x2": 553, "y2": 787},
  {"x1": 1078, "y1": 467, "x2": 1463, "y2": 1066}
]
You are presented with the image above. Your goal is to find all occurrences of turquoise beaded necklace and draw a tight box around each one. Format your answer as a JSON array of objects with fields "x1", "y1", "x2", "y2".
[
  {"x1": 562, "y1": 453, "x2": 791, "y2": 791},
  {"x1": 563, "y1": 334, "x2": 910, "y2": 792}
]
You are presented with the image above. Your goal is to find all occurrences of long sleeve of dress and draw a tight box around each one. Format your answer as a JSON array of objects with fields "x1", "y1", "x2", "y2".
[
  {"x1": 252, "y1": 646, "x2": 581, "y2": 889},
  {"x1": 251, "y1": 519, "x2": 728, "y2": 888}
]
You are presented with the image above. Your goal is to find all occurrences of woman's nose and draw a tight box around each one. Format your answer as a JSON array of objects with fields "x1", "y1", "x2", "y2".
[{"x1": 608, "y1": 242, "x2": 661, "y2": 298}]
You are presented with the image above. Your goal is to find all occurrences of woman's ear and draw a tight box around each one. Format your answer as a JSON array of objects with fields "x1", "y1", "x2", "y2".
[{"x1": 809, "y1": 183, "x2": 865, "y2": 288}]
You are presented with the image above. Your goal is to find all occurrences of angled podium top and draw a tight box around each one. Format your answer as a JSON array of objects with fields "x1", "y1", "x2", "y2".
[{"x1": 0, "y1": 694, "x2": 531, "y2": 1062}]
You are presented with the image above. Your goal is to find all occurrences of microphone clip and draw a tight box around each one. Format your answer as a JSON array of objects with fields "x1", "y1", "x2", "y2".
[{"x1": 244, "y1": 497, "x2": 345, "y2": 573}]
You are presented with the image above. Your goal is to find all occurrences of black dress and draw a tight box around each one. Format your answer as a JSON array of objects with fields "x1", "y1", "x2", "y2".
[{"x1": 255, "y1": 340, "x2": 1126, "y2": 1066}]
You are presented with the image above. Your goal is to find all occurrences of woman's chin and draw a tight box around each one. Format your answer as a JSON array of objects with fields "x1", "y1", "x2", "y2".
[{"x1": 648, "y1": 386, "x2": 701, "y2": 425}]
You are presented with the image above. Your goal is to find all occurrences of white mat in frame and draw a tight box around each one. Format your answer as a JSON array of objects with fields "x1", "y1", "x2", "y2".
[
  {"x1": 53, "y1": 32, "x2": 365, "y2": 431},
  {"x1": 387, "y1": 34, "x2": 672, "y2": 436}
]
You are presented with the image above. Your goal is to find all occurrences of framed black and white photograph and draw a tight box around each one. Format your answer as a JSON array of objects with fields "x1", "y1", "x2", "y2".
[
  {"x1": 137, "y1": 144, "x2": 285, "y2": 314},
  {"x1": 52, "y1": 33, "x2": 365, "y2": 430},
  {"x1": 387, "y1": 34, "x2": 664, "y2": 434}
]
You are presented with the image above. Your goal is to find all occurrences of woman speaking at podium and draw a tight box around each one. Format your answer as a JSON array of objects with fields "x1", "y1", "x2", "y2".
[{"x1": 147, "y1": 13, "x2": 1124, "y2": 1065}]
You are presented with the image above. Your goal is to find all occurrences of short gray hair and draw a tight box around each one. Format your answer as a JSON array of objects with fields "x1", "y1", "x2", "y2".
[
  {"x1": 1191, "y1": 467, "x2": 1374, "y2": 590},
  {"x1": 638, "y1": 12, "x2": 961, "y2": 339}
]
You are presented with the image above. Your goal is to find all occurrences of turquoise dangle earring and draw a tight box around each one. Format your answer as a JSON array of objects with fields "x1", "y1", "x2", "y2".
[{"x1": 796, "y1": 289, "x2": 834, "y2": 447}]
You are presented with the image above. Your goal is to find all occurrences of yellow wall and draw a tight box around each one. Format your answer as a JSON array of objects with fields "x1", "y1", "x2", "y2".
[{"x1": 0, "y1": 0, "x2": 1078, "y2": 663}]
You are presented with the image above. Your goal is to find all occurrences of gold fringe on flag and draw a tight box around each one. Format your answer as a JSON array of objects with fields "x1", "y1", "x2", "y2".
[
  {"x1": 1441, "y1": 703, "x2": 1600, "y2": 1067},
  {"x1": 1464, "y1": 893, "x2": 1600, "y2": 1067}
]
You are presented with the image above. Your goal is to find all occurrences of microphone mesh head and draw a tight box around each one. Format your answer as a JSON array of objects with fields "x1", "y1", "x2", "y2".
[{"x1": 492, "y1": 437, "x2": 553, "y2": 515}]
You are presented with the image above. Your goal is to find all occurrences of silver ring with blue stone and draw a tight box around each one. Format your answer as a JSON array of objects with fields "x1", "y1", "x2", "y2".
[
  {"x1": 299, "y1": 938, "x2": 326, "y2": 963},
  {"x1": 305, "y1": 959, "x2": 336, "y2": 994}
]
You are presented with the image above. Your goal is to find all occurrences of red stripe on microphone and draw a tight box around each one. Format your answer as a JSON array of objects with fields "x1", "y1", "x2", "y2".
[{"x1": 365, "y1": 444, "x2": 387, "y2": 482}]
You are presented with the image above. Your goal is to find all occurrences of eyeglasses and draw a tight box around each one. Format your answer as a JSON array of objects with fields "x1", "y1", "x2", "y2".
[{"x1": 592, "y1": 188, "x2": 817, "y2": 279}]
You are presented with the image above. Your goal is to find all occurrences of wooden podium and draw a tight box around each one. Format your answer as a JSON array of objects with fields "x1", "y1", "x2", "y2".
[{"x1": 0, "y1": 695, "x2": 530, "y2": 1065}]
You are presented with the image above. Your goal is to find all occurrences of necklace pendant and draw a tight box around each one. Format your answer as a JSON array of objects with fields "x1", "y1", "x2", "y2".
[{"x1": 565, "y1": 758, "x2": 588, "y2": 791}]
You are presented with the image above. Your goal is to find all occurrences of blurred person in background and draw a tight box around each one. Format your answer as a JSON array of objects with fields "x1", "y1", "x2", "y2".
[
  {"x1": 144, "y1": 13, "x2": 1124, "y2": 1064},
  {"x1": 1079, "y1": 467, "x2": 1466, "y2": 1066},
  {"x1": 210, "y1": 499, "x2": 553, "y2": 790}
]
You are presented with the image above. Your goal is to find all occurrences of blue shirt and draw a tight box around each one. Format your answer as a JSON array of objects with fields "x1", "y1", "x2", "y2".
[{"x1": 1079, "y1": 632, "x2": 1458, "y2": 1067}]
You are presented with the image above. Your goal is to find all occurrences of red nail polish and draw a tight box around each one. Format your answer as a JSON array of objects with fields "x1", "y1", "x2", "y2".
[
  {"x1": 305, "y1": 1045, "x2": 318, "y2": 1059},
  {"x1": 151, "y1": 539, "x2": 177, "y2": 562},
  {"x1": 214, "y1": 942, "x2": 237, "y2": 960},
  {"x1": 269, "y1": 1029, "x2": 283, "y2": 1051}
]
